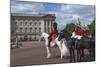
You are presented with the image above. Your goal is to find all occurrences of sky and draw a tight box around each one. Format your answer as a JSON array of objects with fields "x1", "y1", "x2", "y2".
[{"x1": 11, "y1": 0, "x2": 95, "y2": 30}]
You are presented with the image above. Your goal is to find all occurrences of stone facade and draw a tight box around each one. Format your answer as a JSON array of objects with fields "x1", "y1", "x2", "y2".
[{"x1": 11, "y1": 13, "x2": 56, "y2": 41}]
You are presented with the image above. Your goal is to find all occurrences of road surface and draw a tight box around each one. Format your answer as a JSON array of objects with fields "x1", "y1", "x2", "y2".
[{"x1": 11, "y1": 41, "x2": 95, "y2": 67}]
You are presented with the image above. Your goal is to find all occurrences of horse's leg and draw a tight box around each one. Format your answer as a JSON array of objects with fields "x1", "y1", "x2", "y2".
[
  {"x1": 81, "y1": 48, "x2": 84, "y2": 61},
  {"x1": 76, "y1": 49, "x2": 78, "y2": 61},
  {"x1": 60, "y1": 45, "x2": 63, "y2": 59},
  {"x1": 57, "y1": 41, "x2": 63, "y2": 59},
  {"x1": 69, "y1": 48, "x2": 73, "y2": 62},
  {"x1": 71, "y1": 45, "x2": 75, "y2": 62},
  {"x1": 46, "y1": 46, "x2": 51, "y2": 58},
  {"x1": 82, "y1": 49, "x2": 84, "y2": 57},
  {"x1": 73, "y1": 47, "x2": 75, "y2": 62},
  {"x1": 78, "y1": 45, "x2": 81, "y2": 61},
  {"x1": 77, "y1": 48, "x2": 80, "y2": 61},
  {"x1": 71, "y1": 44, "x2": 76, "y2": 62},
  {"x1": 77, "y1": 49, "x2": 82, "y2": 61}
]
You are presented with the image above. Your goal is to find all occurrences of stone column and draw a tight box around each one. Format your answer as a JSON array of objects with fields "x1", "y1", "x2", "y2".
[
  {"x1": 44, "y1": 21, "x2": 46, "y2": 32},
  {"x1": 41, "y1": 19, "x2": 44, "y2": 33},
  {"x1": 45, "y1": 20, "x2": 47, "y2": 33},
  {"x1": 51, "y1": 20, "x2": 53, "y2": 31},
  {"x1": 47, "y1": 20, "x2": 50, "y2": 33}
]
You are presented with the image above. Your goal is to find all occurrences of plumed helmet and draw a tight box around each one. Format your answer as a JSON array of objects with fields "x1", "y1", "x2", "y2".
[
  {"x1": 75, "y1": 17, "x2": 80, "y2": 25},
  {"x1": 84, "y1": 24, "x2": 87, "y2": 27}
]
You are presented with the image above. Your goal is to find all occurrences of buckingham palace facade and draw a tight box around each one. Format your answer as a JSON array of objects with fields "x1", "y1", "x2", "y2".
[{"x1": 11, "y1": 13, "x2": 56, "y2": 41}]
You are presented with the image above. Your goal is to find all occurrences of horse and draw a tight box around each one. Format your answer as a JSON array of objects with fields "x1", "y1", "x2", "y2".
[
  {"x1": 58, "y1": 30, "x2": 95, "y2": 62},
  {"x1": 75, "y1": 31, "x2": 95, "y2": 61},
  {"x1": 58, "y1": 31, "x2": 76, "y2": 62},
  {"x1": 41, "y1": 32, "x2": 69, "y2": 59}
]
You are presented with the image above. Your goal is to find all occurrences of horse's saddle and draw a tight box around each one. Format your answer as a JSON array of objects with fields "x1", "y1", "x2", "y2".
[
  {"x1": 51, "y1": 37, "x2": 58, "y2": 47},
  {"x1": 51, "y1": 34, "x2": 57, "y2": 42}
]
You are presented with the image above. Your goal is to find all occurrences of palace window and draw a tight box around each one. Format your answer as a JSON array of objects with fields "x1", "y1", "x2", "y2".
[
  {"x1": 20, "y1": 22, "x2": 22, "y2": 25},
  {"x1": 25, "y1": 27, "x2": 27, "y2": 32},
  {"x1": 25, "y1": 22, "x2": 27, "y2": 25},
  {"x1": 39, "y1": 28, "x2": 41, "y2": 33},
  {"x1": 17, "y1": 19, "x2": 20, "y2": 21},
  {"x1": 34, "y1": 22, "x2": 37, "y2": 25},
  {"x1": 30, "y1": 28, "x2": 32, "y2": 32},
  {"x1": 34, "y1": 28, "x2": 37, "y2": 33},
  {"x1": 16, "y1": 22, "x2": 17, "y2": 25},
  {"x1": 20, "y1": 28, "x2": 23, "y2": 32},
  {"x1": 39, "y1": 22, "x2": 41, "y2": 26},
  {"x1": 30, "y1": 22, "x2": 32, "y2": 25}
]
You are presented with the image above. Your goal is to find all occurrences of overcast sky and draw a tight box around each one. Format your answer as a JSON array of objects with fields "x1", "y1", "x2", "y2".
[{"x1": 11, "y1": 0, "x2": 95, "y2": 30}]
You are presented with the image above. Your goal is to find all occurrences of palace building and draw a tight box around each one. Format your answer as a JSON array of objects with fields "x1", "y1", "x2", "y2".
[{"x1": 11, "y1": 13, "x2": 56, "y2": 41}]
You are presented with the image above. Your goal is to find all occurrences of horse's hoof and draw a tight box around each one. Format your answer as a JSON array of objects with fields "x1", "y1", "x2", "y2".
[
  {"x1": 47, "y1": 56, "x2": 51, "y2": 59},
  {"x1": 47, "y1": 57, "x2": 51, "y2": 59},
  {"x1": 61, "y1": 56, "x2": 63, "y2": 59},
  {"x1": 61, "y1": 58, "x2": 63, "y2": 59}
]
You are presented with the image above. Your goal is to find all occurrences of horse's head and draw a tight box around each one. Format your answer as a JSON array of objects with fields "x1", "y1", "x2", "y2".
[
  {"x1": 58, "y1": 31, "x2": 65, "y2": 41},
  {"x1": 58, "y1": 30, "x2": 71, "y2": 41},
  {"x1": 40, "y1": 32, "x2": 49, "y2": 41}
]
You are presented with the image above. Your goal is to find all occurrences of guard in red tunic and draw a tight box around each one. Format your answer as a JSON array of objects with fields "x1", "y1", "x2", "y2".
[
  {"x1": 71, "y1": 21, "x2": 83, "y2": 39},
  {"x1": 48, "y1": 22, "x2": 58, "y2": 48},
  {"x1": 82, "y1": 24, "x2": 90, "y2": 38},
  {"x1": 75, "y1": 23, "x2": 82, "y2": 36}
]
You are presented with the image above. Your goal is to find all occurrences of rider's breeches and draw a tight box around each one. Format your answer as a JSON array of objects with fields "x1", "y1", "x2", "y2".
[
  {"x1": 48, "y1": 38, "x2": 52, "y2": 48},
  {"x1": 71, "y1": 35, "x2": 82, "y2": 40}
]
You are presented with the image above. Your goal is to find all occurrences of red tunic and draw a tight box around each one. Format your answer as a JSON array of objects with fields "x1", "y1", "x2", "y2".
[
  {"x1": 75, "y1": 25, "x2": 82, "y2": 35},
  {"x1": 49, "y1": 28, "x2": 58, "y2": 39},
  {"x1": 82, "y1": 30, "x2": 90, "y2": 37},
  {"x1": 48, "y1": 28, "x2": 58, "y2": 47}
]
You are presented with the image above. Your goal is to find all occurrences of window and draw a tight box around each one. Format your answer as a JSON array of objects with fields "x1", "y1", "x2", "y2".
[
  {"x1": 16, "y1": 27, "x2": 18, "y2": 32},
  {"x1": 30, "y1": 28, "x2": 32, "y2": 32},
  {"x1": 34, "y1": 22, "x2": 37, "y2": 25},
  {"x1": 39, "y1": 22, "x2": 41, "y2": 26},
  {"x1": 20, "y1": 28, "x2": 23, "y2": 32},
  {"x1": 20, "y1": 22, "x2": 22, "y2": 25},
  {"x1": 16, "y1": 22, "x2": 19, "y2": 25},
  {"x1": 17, "y1": 19, "x2": 20, "y2": 21},
  {"x1": 25, "y1": 27, "x2": 27, "y2": 32},
  {"x1": 16, "y1": 22, "x2": 17, "y2": 25},
  {"x1": 35, "y1": 28, "x2": 37, "y2": 33},
  {"x1": 35, "y1": 28, "x2": 37, "y2": 30},
  {"x1": 30, "y1": 22, "x2": 32, "y2": 25},
  {"x1": 25, "y1": 22, "x2": 27, "y2": 25},
  {"x1": 39, "y1": 28, "x2": 41, "y2": 33}
]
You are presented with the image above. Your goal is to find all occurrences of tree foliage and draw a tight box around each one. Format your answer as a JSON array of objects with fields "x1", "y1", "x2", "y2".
[
  {"x1": 88, "y1": 19, "x2": 95, "y2": 36},
  {"x1": 63, "y1": 23, "x2": 75, "y2": 34},
  {"x1": 63, "y1": 19, "x2": 95, "y2": 36}
]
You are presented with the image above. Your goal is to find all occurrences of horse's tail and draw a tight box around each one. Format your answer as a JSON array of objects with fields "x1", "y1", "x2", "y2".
[
  {"x1": 62, "y1": 39, "x2": 69, "y2": 50},
  {"x1": 61, "y1": 39, "x2": 69, "y2": 56}
]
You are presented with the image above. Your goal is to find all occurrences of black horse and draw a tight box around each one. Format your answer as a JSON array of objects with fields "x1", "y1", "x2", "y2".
[
  {"x1": 58, "y1": 31, "x2": 95, "y2": 62},
  {"x1": 58, "y1": 31, "x2": 76, "y2": 62},
  {"x1": 75, "y1": 36, "x2": 95, "y2": 62}
]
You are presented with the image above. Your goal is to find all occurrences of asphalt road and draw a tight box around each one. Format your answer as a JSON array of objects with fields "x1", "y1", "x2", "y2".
[
  {"x1": 11, "y1": 41, "x2": 71, "y2": 66},
  {"x1": 11, "y1": 41, "x2": 95, "y2": 67}
]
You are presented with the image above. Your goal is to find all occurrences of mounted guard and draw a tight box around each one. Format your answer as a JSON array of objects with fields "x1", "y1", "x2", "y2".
[
  {"x1": 82, "y1": 24, "x2": 91, "y2": 38},
  {"x1": 48, "y1": 22, "x2": 58, "y2": 48},
  {"x1": 71, "y1": 18, "x2": 83, "y2": 40}
]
